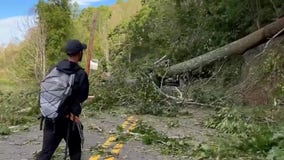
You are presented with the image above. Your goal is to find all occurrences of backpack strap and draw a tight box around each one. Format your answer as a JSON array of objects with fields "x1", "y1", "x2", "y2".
[{"x1": 39, "y1": 115, "x2": 44, "y2": 130}]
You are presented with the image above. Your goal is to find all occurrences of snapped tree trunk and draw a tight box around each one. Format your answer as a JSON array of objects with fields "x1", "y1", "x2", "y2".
[{"x1": 167, "y1": 17, "x2": 284, "y2": 76}]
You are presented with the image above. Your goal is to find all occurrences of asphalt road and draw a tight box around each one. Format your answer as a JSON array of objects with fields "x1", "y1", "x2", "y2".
[
  {"x1": 0, "y1": 107, "x2": 213, "y2": 160},
  {"x1": 0, "y1": 114, "x2": 173, "y2": 160}
]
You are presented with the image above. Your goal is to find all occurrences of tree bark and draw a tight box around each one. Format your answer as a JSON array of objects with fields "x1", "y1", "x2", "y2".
[
  {"x1": 167, "y1": 17, "x2": 284, "y2": 76},
  {"x1": 86, "y1": 12, "x2": 98, "y2": 75}
]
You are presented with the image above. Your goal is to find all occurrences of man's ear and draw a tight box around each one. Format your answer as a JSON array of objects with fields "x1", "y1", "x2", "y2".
[{"x1": 78, "y1": 51, "x2": 83, "y2": 61}]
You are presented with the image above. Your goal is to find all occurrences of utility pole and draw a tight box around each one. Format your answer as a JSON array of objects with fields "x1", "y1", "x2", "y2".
[{"x1": 85, "y1": 12, "x2": 98, "y2": 75}]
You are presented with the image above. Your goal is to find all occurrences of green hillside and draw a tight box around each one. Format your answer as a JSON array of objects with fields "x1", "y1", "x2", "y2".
[{"x1": 1, "y1": 0, "x2": 284, "y2": 159}]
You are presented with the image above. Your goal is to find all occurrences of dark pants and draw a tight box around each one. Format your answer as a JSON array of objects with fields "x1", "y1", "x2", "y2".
[{"x1": 37, "y1": 118, "x2": 82, "y2": 160}]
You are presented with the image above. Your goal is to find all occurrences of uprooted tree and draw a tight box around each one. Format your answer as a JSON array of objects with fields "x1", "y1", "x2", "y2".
[{"x1": 167, "y1": 17, "x2": 284, "y2": 76}]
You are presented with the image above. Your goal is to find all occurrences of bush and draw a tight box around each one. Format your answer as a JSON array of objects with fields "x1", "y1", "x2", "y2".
[
  {"x1": 199, "y1": 106, "x2": 284, "y2": 159},
  {"x1": 86, "y1": 69, "x2": 180, "y2": 116},
  {"x1": 0, "y1": 89, "x2": 39, "y2": 127},
  {"x1": 0, "y1": 125, "x2": 11, "y2": 135}
]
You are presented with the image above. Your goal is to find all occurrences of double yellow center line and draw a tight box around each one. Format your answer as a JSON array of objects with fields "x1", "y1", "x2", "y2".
[{"x1": 89, "y1": 115, "x2": 138, "y2": 160}]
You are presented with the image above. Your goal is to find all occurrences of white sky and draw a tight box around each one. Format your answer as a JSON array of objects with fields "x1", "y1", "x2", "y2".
[
  {"x1": 0, "y1": 15, "x2": 36, "y2": 46},
  {"x1": 0, "y1": 0, "x2": 109, "y2": 46},
  {"x1": 74, "y1": 0, "x2": 103, "y2": 5}
]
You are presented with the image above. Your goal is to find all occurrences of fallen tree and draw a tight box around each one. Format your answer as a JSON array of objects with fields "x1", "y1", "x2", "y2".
[{"x1": 167, "y1": 17, "x2": 284, "y2": 76}]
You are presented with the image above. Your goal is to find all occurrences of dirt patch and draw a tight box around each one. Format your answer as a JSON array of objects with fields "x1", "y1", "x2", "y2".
[
  {"x1": 241, "y1": 85, "x2": 271, "y2": 105},
  {"x1": 139, "y1": 106, "x2": 215, "y2": 143},
  {"x1": 229, "y1": 36, "x2": 284, "y2": 106}
]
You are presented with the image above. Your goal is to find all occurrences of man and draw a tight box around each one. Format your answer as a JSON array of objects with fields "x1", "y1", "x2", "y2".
[{"x1": 37, "y1": 39, "x2": 89, "y2": 160}]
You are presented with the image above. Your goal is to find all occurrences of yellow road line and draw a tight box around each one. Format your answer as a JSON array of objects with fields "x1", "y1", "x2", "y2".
[
  {"x1": 106, "y1": 116, "x2": 137, "y2": 159},
  {"x1": 104, "y1": 157, "x2": 114, "y2": 160},
  {"x1": 89, "y1": 155, "x2": 101, "y2": 160},
  {"x1": 127, "y1": 116, "x2": 134, "y2": 122},
  {"x1": 89, "y1": 116, "x2": 138, "y2": 160},
  {"x1": 128, "y1": 121, "x2": 137, "y2": 132},
  {"x1": 125, "y1": 116, "x2": 137, "y2": 133},
  {"x1": 111, "y1": 143, "x2": 124, "y2": 155},
  {"x1": 89, "y1": 135, "x2": 116, "y2": 160},
  {"x1": 121, "y1": 120, "x2": 129, "y2": 129},
  {"x1": 102, "y1": 135, "x2": 116, "y2": 148}
]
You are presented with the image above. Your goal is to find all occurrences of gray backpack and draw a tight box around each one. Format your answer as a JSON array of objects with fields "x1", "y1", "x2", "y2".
[{"x1": 39, "y1": 67, "x2": 75, "y2": 119}]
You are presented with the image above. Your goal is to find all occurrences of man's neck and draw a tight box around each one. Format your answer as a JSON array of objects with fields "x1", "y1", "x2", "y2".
[{"x1": 68, "y1": 57, "x2": 78, "y2": 63}]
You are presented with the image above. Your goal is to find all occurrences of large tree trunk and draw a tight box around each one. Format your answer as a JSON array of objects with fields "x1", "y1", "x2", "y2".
[{"x1": 167, "y1": 17, "x2": 284, "y2": 76}]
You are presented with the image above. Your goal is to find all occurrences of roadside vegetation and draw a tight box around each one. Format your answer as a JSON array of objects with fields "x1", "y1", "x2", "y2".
[{"x1": 0, "y1": 0, "x2": 284, "y2": 159}]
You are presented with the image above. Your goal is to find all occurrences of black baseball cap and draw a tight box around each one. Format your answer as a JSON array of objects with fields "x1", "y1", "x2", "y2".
[{"x1": 64, "y1": 39, "x2": 87, "y2": 55}]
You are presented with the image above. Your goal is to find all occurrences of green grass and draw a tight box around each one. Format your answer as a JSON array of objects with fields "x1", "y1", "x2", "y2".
[
  {"x1": 0, "y1": 87, "x2": 39, "y2": 135},
  {"x1": 196, "y1": 105, "x2": 284, "y2": 160},
  {"x1": 0, "y1": 78, "x2": 17, "y2": 92},
  {"x1": 0, "y1": 125, "x2": 11, "y2": 135},
  {"x1": 132, "y1": 121, "x2": 192, "y2": 157}
]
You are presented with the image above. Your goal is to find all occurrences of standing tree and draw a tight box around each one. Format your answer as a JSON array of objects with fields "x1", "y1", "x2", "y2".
[
  {"x1": 36, "y1": 0, "x2": 73, "y2": 67},
  {"x1": 97, "y1": 6, "x2": 111, "y2": 75}
]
